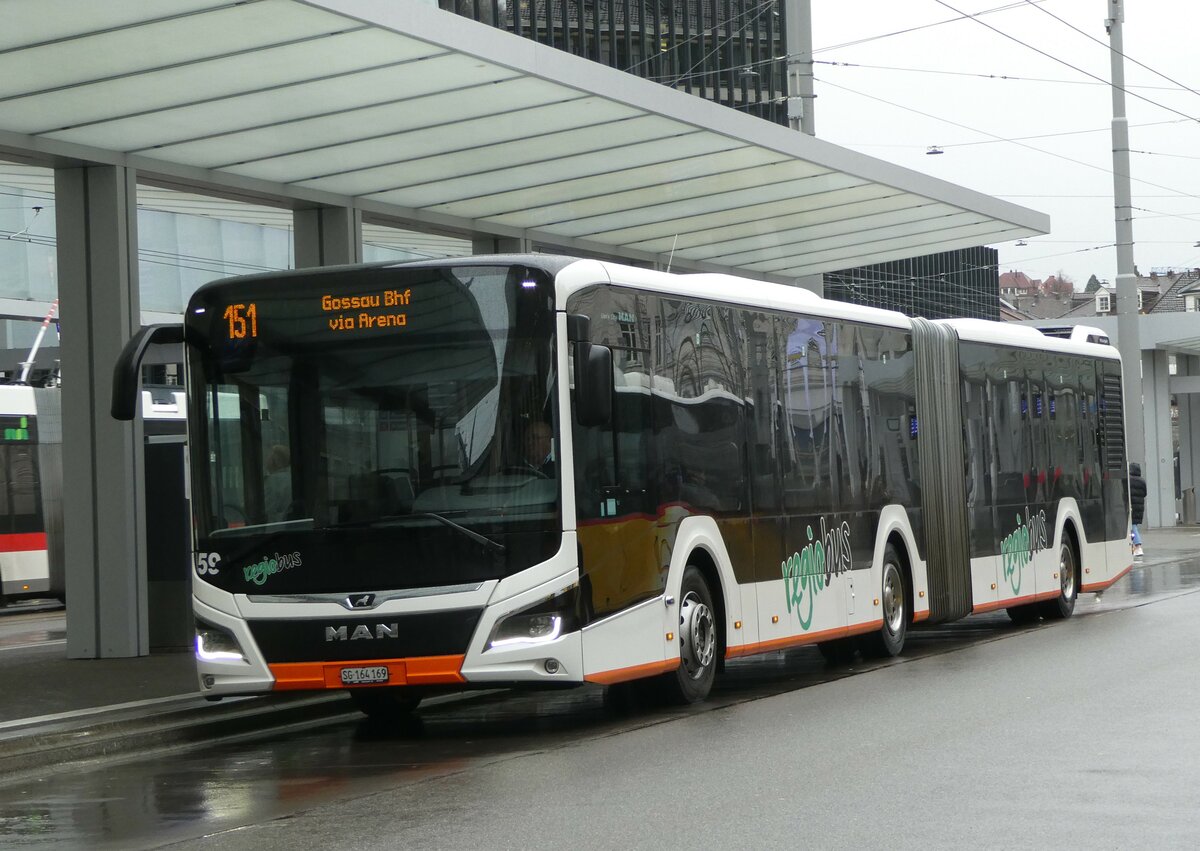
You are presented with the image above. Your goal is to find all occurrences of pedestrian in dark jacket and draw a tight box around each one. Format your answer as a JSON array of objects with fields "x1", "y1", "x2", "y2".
[{"x1": 1129, "y1": 462, "x2": 1147, "y2": 559}]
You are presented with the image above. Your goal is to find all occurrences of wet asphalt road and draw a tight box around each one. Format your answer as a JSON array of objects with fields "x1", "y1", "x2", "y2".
[{"x1": 1, "y1": 563, "x2": 1199, "y2": 850}]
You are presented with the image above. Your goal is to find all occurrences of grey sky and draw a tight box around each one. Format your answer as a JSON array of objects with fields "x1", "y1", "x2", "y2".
[{"x1": 812, "y1": 0, "x2": 1200, "y2": 288}]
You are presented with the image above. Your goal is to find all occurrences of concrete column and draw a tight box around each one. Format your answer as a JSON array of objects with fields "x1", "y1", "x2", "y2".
[
  {"x1": 472, "y1": 236, "x2": 532, "y2": 254},
  {"x1": 55, "y1": 165, "x2": 147, "y2": 658},
  {"x1": 1141, "y1": 349, "x2": 1173, "y2": 527},
  {"x1": 1178, "y1": 356, "x2": 1200, "y2": 524},
  {"x1": 294, "y1": 206, "x2": 362, "y2": 267}
]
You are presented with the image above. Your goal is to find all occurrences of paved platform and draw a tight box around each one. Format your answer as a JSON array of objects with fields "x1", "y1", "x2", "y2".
[{"x1": 0, "y1": 525, "x2": 1196, "y2": 780}]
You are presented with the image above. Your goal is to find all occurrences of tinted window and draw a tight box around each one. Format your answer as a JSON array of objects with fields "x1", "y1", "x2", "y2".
[{"x1": 781, "y1": 316, "x2": 834, "y2": 513}]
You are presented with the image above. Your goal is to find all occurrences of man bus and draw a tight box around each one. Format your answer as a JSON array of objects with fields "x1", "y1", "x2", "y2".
[{"x1": 113, "y1": 256, "x2": 1132, "y2": 717}]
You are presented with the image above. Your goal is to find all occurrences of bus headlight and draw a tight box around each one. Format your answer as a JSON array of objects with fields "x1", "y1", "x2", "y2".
[
  {"x1": 195, "y1": 619, "x2": 247, "y2": 663},
  {"x1": 487, "y1": 585, "x2": 580, "y2": 649}
]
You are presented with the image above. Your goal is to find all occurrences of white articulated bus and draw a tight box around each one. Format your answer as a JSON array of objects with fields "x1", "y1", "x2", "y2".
[{"x1": 112, "y1": 257, "x2": 1132, "y2": 717}]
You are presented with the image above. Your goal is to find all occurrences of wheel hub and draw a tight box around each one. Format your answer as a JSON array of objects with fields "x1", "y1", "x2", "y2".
[
  {"x1": 679, "y1": 592, "x2": 715, "y2": 678},
  {"x1": 1060, "y1": 546, "x2": 1076, "y2": 598},
  {"x1": 882, "y1": 563, "x2": 904, "y2": 634}
]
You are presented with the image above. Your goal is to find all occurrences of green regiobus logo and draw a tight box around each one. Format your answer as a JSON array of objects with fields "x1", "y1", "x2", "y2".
[
  {"x1": 1000, "y1": 509, "x2": 1048, "y2": 594},
  {"x1": 781, "y1": 518, "x2": 853, "y2": 630},
  {"x1": 243, "y1": 552, "x2": 303, "y2": 586}
]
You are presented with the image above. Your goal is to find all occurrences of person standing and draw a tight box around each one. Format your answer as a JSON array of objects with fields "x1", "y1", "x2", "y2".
[{"x1": 1129, "y1": 462, "x2": 1147, "y2": 560}]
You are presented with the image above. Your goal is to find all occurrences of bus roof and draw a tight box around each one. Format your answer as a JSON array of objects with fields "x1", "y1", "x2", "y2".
[
  {"x1": 555, "y1": 258, "x2": 911, "y2": 330},
  {"x1": 186, "y1": 255, "x2": 1120, "y2": 361},
  {"x1": 556, "y1": 257, "x2": 1119, "y2": 361},
  {"x1": 938, "y1": 318, "x2": 1120, "y2": 360}
]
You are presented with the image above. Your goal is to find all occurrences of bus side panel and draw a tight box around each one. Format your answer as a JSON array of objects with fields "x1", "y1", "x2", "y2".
[
  {"x1": 581, "y1": 597, "x2": 672, "y2": 684},
  {"x1": 0, "y1": 548, "x2": 50, "y2": 596},
  {"x1": 33, "y1": 388, "x2": 64, "y2": 598},
  {"x1": 1030, "y1": 498, "x2": 1079, "y2": 605},
  {"x1": 753, "y1": 516, "x2": 849, "y2": 654},
  {"x1": 875, "y1": 505, "x2": 928, "y2": 623},
  {"x1": 582, "y1": 516, "x2": 743, "y2": 681}
]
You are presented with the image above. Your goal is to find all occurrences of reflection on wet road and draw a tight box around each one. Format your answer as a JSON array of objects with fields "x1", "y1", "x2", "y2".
[
  {"x1": 0, "y1": 608, "x2": 66, "y2": 652},
  {"x1": 1, "y1": 558, "x2": 1197, "y2": 850}
]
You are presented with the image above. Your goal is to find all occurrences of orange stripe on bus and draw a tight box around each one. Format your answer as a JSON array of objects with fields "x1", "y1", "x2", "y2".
[
  {"x1": 972, "y1": 589, "x2": 1060, "y2": 614},
  {"x1": 1081, "y1": 563, "x2": 1132, "y2": 593},
  {"x1": 585, "y1": 658, "x2": 679, "y2": 685},
  {"x1": 912, "y1": 610, "x2": 931, "y2": 623},
  {"x1": 725, "y1": 619, "x2": 884, "y2": 658},
  {"x1": 268, "y1": 655, "x2": 465, "y2": 691}
]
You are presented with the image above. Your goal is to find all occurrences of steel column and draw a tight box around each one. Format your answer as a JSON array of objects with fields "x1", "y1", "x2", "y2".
[{"x1": 56, "y1": 164, "x2": 148, "y2": 658}]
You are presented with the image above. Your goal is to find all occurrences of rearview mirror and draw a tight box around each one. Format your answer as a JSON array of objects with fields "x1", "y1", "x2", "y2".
[
  {"x1": 574, "y1": 342, "x2": 612, "y2": 427},
  {"x1": 111, "y1": 324, "x2": 185, "y2": 420}
]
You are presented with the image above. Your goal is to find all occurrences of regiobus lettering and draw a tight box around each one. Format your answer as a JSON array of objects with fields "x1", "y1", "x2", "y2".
[
  {"x1": 781, "y1": 518, "x2": 853, "y2": 629},
  {"x1": 1000, "y1": 509, "x2": 1049, "y2": 595}
]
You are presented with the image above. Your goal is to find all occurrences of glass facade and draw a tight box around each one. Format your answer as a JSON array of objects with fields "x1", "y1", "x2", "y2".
[
  {"x1": 443, "y1": 0, "x2": 790, "y2": 125},
  {"x1": 823, "y1": 247, "x2": 1002, "y2": 322}
]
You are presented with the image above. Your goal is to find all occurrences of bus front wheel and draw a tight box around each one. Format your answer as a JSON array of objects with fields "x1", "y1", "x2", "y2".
[
  {"x1": 865, "y1": 544, "x2": 908, "y2": 657},
  {"x1": 661, "y1": 565, "x2": 718, "y2": 704}
]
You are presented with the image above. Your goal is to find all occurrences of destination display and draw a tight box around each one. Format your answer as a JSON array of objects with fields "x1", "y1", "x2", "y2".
[
  {"x1": 217, "y1": 289, "x2": 412, "y2": 337},
  {"x1": 321, "y1": 287, "x2": 411, "y2": 332}
]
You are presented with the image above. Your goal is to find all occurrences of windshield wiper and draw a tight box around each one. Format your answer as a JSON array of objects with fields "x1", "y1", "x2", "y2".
[
  {"x1": 412, "y1": 512, "x2": 505, "y2": 554},
  {"x1": 328, "y1": 511, "x2": 505, "y2": 554}
]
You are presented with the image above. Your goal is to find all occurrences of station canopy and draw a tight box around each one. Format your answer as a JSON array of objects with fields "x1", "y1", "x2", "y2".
[{"x1": 0, "y1": 0, "x2": 1048, "y2": 280}]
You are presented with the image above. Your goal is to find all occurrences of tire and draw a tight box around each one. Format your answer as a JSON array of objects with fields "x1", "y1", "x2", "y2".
[
  {"x1": 660, "y1": 565, "x2": 719, "y2": 704},
  {"x1": 1039, "y1": 538, "x2": 1078, "y2": 620},
  {"x1": 348, "y1": 687, "x2": 421, "y2": 719},
  {"x1": 864, "y1": 544, "x2": 908, "y2": 658}
]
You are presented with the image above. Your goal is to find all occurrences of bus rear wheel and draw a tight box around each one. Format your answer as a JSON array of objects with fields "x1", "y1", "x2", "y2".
[
  {"x1": 348, "y1": 687, "x2": 421, "y2": 719},
  {"x1": 1039, "y1": 539, "x2": 1078, "y2": 620},
  {"x1": 865, "y1": 544, "x2": 908, "y2": 658},
  {"x1": 661, "y1": 565, "x2": 718, "y2": 704}
]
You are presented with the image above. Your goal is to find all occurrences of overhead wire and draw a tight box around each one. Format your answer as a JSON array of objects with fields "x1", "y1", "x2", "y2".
[
  {"x1": 1020, "y1": 0, "x2": 1200, "y2": 102},
  {"x1": 929, "y1": 0, "x2": 1200, "y2": 124},
  {"x1": 814, "y1": 58, "x2": 1187, "y2": 91},
  {"x1": 812, "y1": 0, "x2": 1044, "y2": 54},
  {"x1": 622, "y1": 0, "x2": 777, "y2": 78},
  {"x1": 816, "y1": 77, "x2": 1200, "y2": 205}
]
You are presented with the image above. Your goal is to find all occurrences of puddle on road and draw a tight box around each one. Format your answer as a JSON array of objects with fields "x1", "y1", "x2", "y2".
[{"x1": 1087, "y1": 556, "x2": 1200, "y2": 609}]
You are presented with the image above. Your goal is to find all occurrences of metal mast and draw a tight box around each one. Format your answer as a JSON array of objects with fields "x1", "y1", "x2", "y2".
[{"x1": 1107, "y1": 0, "x2": 1144, "y2": 467}]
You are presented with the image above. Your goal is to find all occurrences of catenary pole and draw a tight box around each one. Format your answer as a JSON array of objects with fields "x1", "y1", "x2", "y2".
[
  {"x1": 785, "y1": 0, "x2": 815, "y2": 135},
  {"x1": 1107, "y1": 0, "x2": 1145, "y2": 469}
]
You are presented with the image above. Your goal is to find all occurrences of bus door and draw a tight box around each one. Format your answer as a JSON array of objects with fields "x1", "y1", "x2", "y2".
[
  {"x1": 959, "y1": 344, "x2": 999, "y2": 609},
  {"x1": 775, "y1": 316, "x2": 846, "y2": 642}
]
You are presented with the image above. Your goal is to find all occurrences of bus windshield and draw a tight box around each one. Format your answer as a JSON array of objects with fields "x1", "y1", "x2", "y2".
[{"x1": 186, "y1": 263, "x2": 560, "y2": 594}]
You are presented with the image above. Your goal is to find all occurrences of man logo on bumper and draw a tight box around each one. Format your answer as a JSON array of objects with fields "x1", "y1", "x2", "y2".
[
  {"x1": 344, "y1": 593, "x2": 377, "y2": 610},
  {"x1": 325, "y1": 623, "x2": 398, "y2": 641}
]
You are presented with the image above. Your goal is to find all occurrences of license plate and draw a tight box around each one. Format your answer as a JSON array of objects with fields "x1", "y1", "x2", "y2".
[{"x1": 340, "y1": 666, "x2": 389, "y2": 685}]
